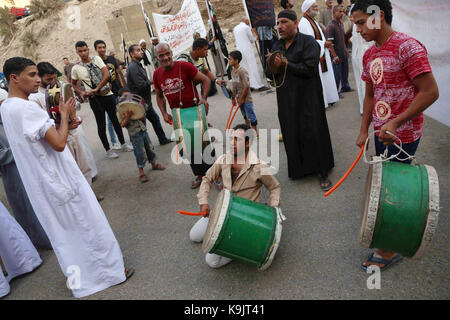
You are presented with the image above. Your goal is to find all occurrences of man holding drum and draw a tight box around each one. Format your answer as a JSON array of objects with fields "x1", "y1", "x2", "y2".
[
  {"x1": 191, "y1": 124, "x2": 281, "y2": 268},
  {"x1": 152, "y1": 43, "x2": 214, "y2": 189},
  {"x1": 353, "y1": 0, "x2": 439, "y2": 271}
]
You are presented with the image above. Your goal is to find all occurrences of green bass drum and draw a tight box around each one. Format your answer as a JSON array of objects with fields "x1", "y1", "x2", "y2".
[
  {"x1": 203, "y1": 189, "x2": 284, "y2": 270},
  {"x1": 172, "y1": 104, "x2": 210, "y2": 157},
  {"x1": 360, "y1": 158, "x2": 440, "y2": 259}
]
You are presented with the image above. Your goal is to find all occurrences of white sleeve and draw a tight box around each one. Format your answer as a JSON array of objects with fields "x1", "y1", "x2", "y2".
[
  {"x1": 246, "y1": 26, "x2": 256, "y2": 43},
  {"x1": 22, "y1": 102, "x2": 54, "y2": 142},
  {"x1": 94, "y1": 56, "x2": 107, "y2": 69}
]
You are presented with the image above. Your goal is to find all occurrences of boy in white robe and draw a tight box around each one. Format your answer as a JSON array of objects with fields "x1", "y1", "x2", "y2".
[
  {"x1": 0, "y1": 57, "x2": 134, "y2": 298},
  {"x1": 0, "y1": 201, "x2": 42, "y2": 299}
]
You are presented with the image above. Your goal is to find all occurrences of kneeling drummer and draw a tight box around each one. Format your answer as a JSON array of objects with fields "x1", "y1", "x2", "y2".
[{"x1": 190, "y1": 124, "x2": 281, "y2": 268}]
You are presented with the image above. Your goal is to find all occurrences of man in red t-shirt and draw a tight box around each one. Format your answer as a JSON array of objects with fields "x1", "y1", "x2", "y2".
[
  {"x1": 153, "y1": 43, "x2": 213, "y2": 189},
  {"x1": 352, "y1": 0, "x2": 439, "y2": 271}
]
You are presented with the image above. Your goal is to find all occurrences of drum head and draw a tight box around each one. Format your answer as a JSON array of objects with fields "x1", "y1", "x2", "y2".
[
  {"x1": 62, "y1": 83, "x2": 74, "y2": 102},
  {"x1": 202, "y1": 189, "x2": 231, "y2": 254},
  {"x1": 118, "y1": 102, "x2": 146, "y2": 120},
  {"x1": 359, "y1": 162, "x2": 382, "y2": 248}
]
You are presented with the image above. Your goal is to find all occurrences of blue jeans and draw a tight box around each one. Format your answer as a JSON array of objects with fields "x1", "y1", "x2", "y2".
[
  {"x1": 332, "y1": 54, "x2": 351, "y2": 93},
  {"x1": 240, "y1": 102, "x2": 258, "y2": 126},
  {"x1": 130, "y1": 129, "x2": 156, "y2": 168},
  {"x1": 374, "y1": 135, "x2": 420, "y2": 165},
  {"x1": 107, "y1": 113, "x2": 117, "y2": 145}
]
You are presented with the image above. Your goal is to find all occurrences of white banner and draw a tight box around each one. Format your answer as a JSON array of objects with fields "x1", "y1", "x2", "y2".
[
  {"x1": 392, "y1": 0, "x2": 450, "y2": 127},
  {"x1": 152, "y1": 0, "x2": 207, "y2": 56}
]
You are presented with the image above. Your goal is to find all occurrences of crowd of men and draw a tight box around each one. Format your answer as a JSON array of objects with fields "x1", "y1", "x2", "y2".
[{"x1": 0, "y1": 0, "x2": 440, "y2": 299}]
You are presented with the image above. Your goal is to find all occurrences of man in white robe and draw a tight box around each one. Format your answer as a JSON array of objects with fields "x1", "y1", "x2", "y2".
[
  {"x1": 299, "y1": 0, "x2": 339, "y2": 107},
  {"x1": 0, "y1": 201, "x2": 42, "y2": 298},
  {"x1": 29, "y1": 62, "x2": 103, "y2": 201},
  {"x1": 233, "y1": 18, "x2": 268, "y2": 91},
  {"x1": 350, "y1": 23, "x2": 373, "y2": 114},
  {"x1": 139, "y1": 39, "x2": 155, "y2": 82},
  {"x1": 1, "y1": 57, "x2": 133, "y2": 298}
]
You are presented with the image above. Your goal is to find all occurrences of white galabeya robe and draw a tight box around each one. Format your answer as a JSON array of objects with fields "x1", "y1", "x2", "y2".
[
  {"x1": 351, "y1": 24, "x2": 373, "y2": 114},
  {"x1": 233, "y1": 22, "x2": 265, "y2": 89},
  {"x1": 299, "y1": 17, "x2": 339, "y2": 107},
  {"x1": 1, "y1": 97, "x2": 126, "y2": 298},
  {"x1": 0, "y1": 201, "x2": 42, "y2": 298}
]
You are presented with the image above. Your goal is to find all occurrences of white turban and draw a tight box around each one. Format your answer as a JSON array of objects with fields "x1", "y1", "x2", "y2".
[
  {"x1": 0, "y1": 88, "x2": 8, "y2": 102},
  {"x1": 150, "y1": 36, "x2": 159, "y2": 40},
  {"x1": 139, "y1": 39, "x2": 146, "y2": 45},
  {"x1": 301, "y1": 0, "x2": 316, "y2": 13}
]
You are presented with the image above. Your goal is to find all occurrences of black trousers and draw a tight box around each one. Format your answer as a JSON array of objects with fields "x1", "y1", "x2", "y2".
[
  {"x1": 189, "y1": 148, "x2": 215, "y2": 177},
  {"x1": 89, "y1": 95, "x2": 125, "y2": 151}
]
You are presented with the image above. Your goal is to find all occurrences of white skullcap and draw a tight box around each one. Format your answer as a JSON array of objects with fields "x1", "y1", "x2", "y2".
[
  {"x1": 0, "y1": 88, "x2": 8, "y2": 102},
  {"x1": 301, "y1": 0, "x2": 316, "y2": 13},
  {"x1": 150, "y1": 36, "x2": 159, "y2": 40},
  {"x1": 139, "y1": 39, "x2": 146, "y2": 45}
]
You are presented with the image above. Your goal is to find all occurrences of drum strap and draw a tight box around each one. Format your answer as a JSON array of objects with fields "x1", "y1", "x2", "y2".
[
  {"x1": 178, "y1": 62, "x2": 199, "y2": 108},
  {"x1": 236, "y1": 164, "x2": 255, "y2": 194}
]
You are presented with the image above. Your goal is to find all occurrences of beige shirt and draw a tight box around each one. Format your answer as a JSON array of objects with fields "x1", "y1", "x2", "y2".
[
  {"x1": 197, "y1": 151, "x2": 281, "y2": 207},
  {"x1": 231, "y1": 66, "x2": 252, "y2": 103}
]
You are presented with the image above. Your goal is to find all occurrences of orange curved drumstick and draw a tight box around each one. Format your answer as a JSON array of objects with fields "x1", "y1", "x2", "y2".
[
  {"x1": 227, "y1": 104, "x2": 241, "y2": 130},
  {"x1": 178, "y1": 210, "x2": 208, "y2": 216},
  {"x1": 226, "y1": 102, "x2": 236, "y2": 130},
  {"x1": 324, "y1": 145, "x2": 365, "y2": 198}
]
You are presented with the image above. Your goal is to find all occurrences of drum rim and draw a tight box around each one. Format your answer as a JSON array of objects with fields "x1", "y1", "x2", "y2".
[
  {"x1": 202, "y1": 189, "x2": 231, "y2": 253},
  {"x1": 259, "y1": 207, "x2": 283, "y2": 271},
  {"x1": 413, "y1": 165, "x2": 440, "y2": 259},
  {"x1": 359, "y1": 158, "x2": 382, "y2": 248}
]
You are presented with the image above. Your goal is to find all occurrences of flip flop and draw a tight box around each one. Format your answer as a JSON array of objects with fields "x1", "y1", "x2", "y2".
[
  {"x1": 125, "y1": 267, "x2": 135, "y2": 281},
  {"x1": 151, "y1": 163, "x2": 166, "y2": 171},
  {"x1": 191, "y1": 176, "x2": 202, "y2": 189},
  {"x1": 139, "y1": 174, "x2": 149, "y2": 183},
  {"x1": 361, "y1": 252, "x2": 404, "y2": 272},
  {"x1": 319, "y1": 176, "x2": 333, "y2": 191}
]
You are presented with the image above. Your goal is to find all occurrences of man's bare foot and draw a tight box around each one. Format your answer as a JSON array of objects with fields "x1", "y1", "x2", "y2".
[{"x1": 96, "y1": 195, "x2": 104, "y2": 202}]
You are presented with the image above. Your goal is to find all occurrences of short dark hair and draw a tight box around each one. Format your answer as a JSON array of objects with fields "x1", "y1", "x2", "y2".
[
  {"x1": 192, "y1": 38, "x2": 209, "y2": 51},
  {"x1": 128, "y1": 44, "x2": 139, "y2": 55},
  {"x1": 63, "y1": 57, "x2": 68, "y2": 60},
  {"x1": 229, "y1": 50, "x2": 242, "y2": 63},
  {"x1": 118, "y1": 87, "x2": 131, "y2": 97},
  {"x1": 280, "y1": 0, "x2": 288, "y2": 9},
  {"x1": 37, "y1": 62, "x2": 58, "y2": 77},
  {"x1": 3, "y1": 57, "x2": 35, "y2": 84},
  {"x1": 94, "y1": 40, "x2": 106, "y2": 50},
  {"x1": 351, "y1": 0, "x2": 393, "y2": 25},
  {"x1": 337, "y1": 0, "x2": 343, "y2": 4},
  {"x1": 333, "y1": 5, "x2": 343, "y2": 13},
  {"x1": 75, "y1": 41, "x2": 88, "y2": 49},
  {"x1": 233, "y1": 124, "x2": 253, "y2": 143}
]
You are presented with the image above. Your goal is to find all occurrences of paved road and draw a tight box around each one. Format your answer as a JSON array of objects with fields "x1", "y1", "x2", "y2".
[{"x1": 1, "y1": 69, "x2": 449, "y2": 300}]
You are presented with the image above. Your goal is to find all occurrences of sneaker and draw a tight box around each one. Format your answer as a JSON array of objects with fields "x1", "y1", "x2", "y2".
[
  {"x1": 106, "y1": 150, "x2": 119, "y2": 159},
  {"x1": 121, "y1": 143, "x2": 134, "y2": 152},
  {"x1": 111, "y1": 143, "x2": 121, "y2": 150}
]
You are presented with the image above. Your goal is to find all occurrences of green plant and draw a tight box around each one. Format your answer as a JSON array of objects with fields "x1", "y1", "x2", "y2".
[
  {"x1": 21, "y1": 29, "x2": 39, "y2": 61},
  {"x1": 0, "y1": 6, "x2": 18, "y2": 43},
  {"x1": 28, "y1": 0, "x2": 64, "y2": 19}
]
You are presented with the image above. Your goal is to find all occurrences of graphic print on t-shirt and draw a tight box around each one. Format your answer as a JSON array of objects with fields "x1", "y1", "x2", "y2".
[
  {"x1": 369, "y1": 58, "x2": 383, "y2": 85},
  {"x1": 375, "y1": 100, "x2": 391, "y2": 120},
  {"x1": 160, "y1": 77, "x2": 185, "y2": 96},
  {"x1": 106, "y1": 63, "x2": 117, "y2": 82}
]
